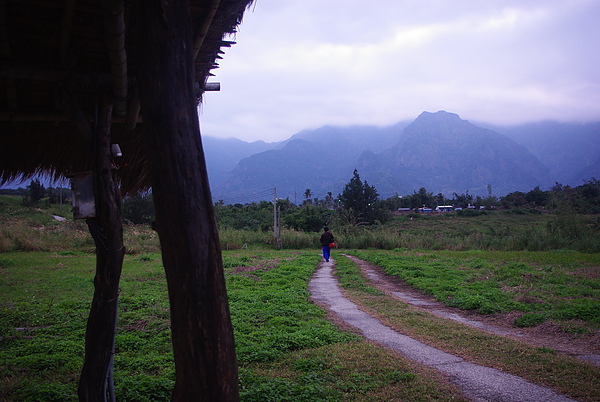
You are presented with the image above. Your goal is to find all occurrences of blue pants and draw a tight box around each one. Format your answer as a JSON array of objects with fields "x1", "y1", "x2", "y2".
[{"x1": 322, "y1": 246, "x2": 331, "y2": 262}]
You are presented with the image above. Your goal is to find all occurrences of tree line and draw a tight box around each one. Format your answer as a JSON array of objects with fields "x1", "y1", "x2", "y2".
[
  {"x1": 0, "y1": 179, "x2": 71, "y2": 207},
  {"x1": 10, "y1": 173, "x2": 600, "y2": 232},
  {"x1": 213, "y1": 174, "x2": 600, "y2": 232}
]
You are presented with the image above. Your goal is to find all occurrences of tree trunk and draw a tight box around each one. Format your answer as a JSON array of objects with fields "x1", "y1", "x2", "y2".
[
  {"x1": 135, "y1": 1, "x2": 239, "y2": 400},
  {"x1": 78, "y1": 101, "x2": 125, "y2": 401}
]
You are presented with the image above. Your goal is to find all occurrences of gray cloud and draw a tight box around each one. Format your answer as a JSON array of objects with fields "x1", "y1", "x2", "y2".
[{"x1": 199, "y1": 0, "x2": 600, "y2": 142}]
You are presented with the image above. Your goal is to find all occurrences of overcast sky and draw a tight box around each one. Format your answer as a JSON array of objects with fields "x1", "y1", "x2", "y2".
[{"x1": 199, "y1": 0, "x2": 600, "y2": 143}]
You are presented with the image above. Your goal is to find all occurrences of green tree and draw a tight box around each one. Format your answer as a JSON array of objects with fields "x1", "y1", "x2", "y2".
[
  {"x1": 382, "y1": 192, "x2": 404, "y2": 211},
  {"x1": 324, "y1": 192, "x2": 334, "y2": 209},
  {"x1": 214, "y1": 201, "x2": 274, "y2": 231},
  {"x1": 525, "y1": 186, "x2": 548, "y2": 207},
  {"x1": 122, "y1": 194, "x2": 155, "y2": 224},
  {"x1": 500, "y1": 191, "x2": 527, "y2": 209},
  {"x1": 22, "y1": 179, "x2": 45, "y2": 206},
  {"x1": 409, "y1": 187, "x2": 435, "y2": 209},
  {"x1": 338, "y1": 170, "x2": 387, "y2": 224},
  {"x1": 303, "y1": 189, "x2": 313, "y2": 205},
  {"x1": 283, "y1": 204, "x2": 330, "y2": 232},
  {"x1": 46, "y1": 187, "x2": 59, "y2": 204},
  {"x1": 452, "y1": 191, "x2": 475, "y2": 209}
]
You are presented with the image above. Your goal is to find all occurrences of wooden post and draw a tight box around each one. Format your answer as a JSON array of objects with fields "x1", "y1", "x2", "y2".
[
  {"x1": 78, "y1": 100, "x2": 125, "y2": 401},
  {"x1": 135, "y1": 1, "x2": 239, "y2": 400}
]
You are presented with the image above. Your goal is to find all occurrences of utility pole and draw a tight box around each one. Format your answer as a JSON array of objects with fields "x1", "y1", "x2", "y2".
[
  {"x1": 273, "y1": 187, "x2": 278, "y2": 240},
  {"x1": 277, "y1": 205, "x2": 282, "y2": 249},
  {"x1": 273, "y1": 187, "x2": 282, "y2": 248}
]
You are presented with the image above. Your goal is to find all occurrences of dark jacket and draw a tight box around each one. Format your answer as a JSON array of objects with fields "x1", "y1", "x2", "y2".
[{"x1": 320, "y1": 231, "x2": 334, "y2": 247}]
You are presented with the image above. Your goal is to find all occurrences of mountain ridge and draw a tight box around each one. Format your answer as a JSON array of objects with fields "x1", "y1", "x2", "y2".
[{"x1": 201, "y1": 111, "x2": 600, "y2": 203}]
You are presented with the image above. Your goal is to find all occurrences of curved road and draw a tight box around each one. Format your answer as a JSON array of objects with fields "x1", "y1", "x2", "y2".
[{"x1": 308, "y1": 258, "x2": 576, "y2": 402}]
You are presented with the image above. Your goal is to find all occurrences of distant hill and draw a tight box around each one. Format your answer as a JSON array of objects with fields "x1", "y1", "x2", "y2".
[
  {"x1": 4, "y1": 113, "x2": 597, "y2": 201},
  {"x1": 208, "y1": 123, "x2": 411, "y2": 203},
  {"x1": 281, "y1": 122, "x2": 410, "y2": 153},
  {"x1": 201, "y1": 136, "x2": 274, "y2": 179},
  {"x1": 575, "y1": 156, "x2": 600, "y2": 184},
  {"x1": 356, "y1": 111, "x2": 551, "y2": 196},
  {"x1": 205, "y1": 111, "x2": 599, "y2": 203},
  {"x1": 479, "y1": 121, "x2": 600, "y2": 186}
]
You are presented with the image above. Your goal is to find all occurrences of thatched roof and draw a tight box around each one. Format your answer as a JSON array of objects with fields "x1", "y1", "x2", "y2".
[{"x1": 0, "y1": 0, "x2": 254, "y2": 194}]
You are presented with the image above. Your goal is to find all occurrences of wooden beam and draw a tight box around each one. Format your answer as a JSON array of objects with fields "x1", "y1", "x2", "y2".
[
  {"x1": 77, "y1": 100, "x2": 125, "y2": 402},
  {"x1": 102, "y1": 0, "x2": 128, "y2": 116},
  {"x1": 58, "y1": 0, "x2": 76, "y2": 61},
  {"x1": 135, "y1": 0, "x2": 239, "y2": 399},
  {"x1": 193, "y1": 0, "x2": 220, "y2": 60}
]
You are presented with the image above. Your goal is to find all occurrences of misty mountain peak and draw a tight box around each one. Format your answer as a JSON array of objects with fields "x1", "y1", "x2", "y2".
[
  {"x1": 203, "y1": 111, "x2": 598, "y2": 203},
  {"x1": 416, "y1": 110, "x2": 462, "y2": 122},
  {"x1": 401, "y1": 110, "x2": 491, "y2": 147}
]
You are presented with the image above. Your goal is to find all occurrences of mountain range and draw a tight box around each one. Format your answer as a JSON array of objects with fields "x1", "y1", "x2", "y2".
[{"x1": 202, "y1": 111, "x2": 600, "y2": 203}]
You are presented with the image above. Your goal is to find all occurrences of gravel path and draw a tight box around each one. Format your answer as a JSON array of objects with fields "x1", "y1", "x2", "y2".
[{"x1": 309, "y1": 258, "x2": 576, "y2": 402}]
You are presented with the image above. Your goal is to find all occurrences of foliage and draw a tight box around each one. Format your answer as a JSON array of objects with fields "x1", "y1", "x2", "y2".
[
  {"x1": 226, "y1": 252, "x2": 357, "y2": 363},
  {"x1": 499, "y1": 179, "x2": 600, "y2": 213},
  {"x1": 122, "y1": 193, "x2": 155, "y2": 224},
  {"x1": 21, "y1": 179, "x2": 46, "y2": 206},
  {"x1": 282, "y1": 205, "x2": 332, "y2": 232},
  {"x1": 408, "y1": 187, "x2": 437, "y2": 209},
  {"x1": 214, "y1": 201, "x2": 274, "y2": 231},
  {"x1": 338, "y1": 169, "x2": 389, "y2": 224},
  {"x1": 2, "y1": 194, "x2": 600, "y2": 253},
  {"x1": 210, "y1": 178, "x2": 599, "y2": 239}
]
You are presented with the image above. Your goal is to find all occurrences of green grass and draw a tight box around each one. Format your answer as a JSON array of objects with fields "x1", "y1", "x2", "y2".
[
  {"x1": 3, "y1": 194, "x2": 600, "y2": 253},
  {"x1": 2, "y1": 196, "x2": 599, "y2": 400},
  {"x1": 334, "y1": 253, "x2": 600, "y2": 401},
  {"x1": 1, "y1": 250, "x2": 466, "y2": 401},
  {"x1": 348, "y1": 249, "x2": 600, "y2": 328},
  {"x1": 332, "y1": 212, "x2": 600, "y2": 252}
]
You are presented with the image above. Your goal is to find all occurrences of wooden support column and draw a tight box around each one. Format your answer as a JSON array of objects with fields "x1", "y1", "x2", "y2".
[
  {"x1": 78, "y1": 100, "x2": 125, "y2": 401},
  {"x1": 135, "y1": 1, "x2": 239, "y2": 400}
]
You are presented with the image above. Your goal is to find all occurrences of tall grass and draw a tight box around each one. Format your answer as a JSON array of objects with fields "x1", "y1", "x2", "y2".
[
  {"x1": 329, "y1": 212, "x2": 600, "y2": 252},
  {"x1": 2, "y1": 195, "x2": 599, "y2": 253}
]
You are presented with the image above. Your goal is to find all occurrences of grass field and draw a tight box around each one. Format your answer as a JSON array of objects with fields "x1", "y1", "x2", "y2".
[
  {"x1": 1, "y1": 250, "x2": 467, "y2": 401},
  {"x1": 1, "y1": 195, "x2": 599, "y2": 400},
  {"x1": 350, "y1": 249, "x2": 600, "y2": 329},
  {"x1": 334, "y1": 252, "x2": 600, "y2": 401}
]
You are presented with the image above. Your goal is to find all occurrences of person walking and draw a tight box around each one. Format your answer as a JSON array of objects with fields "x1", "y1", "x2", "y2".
[{"x1": 319, "y1": 227, "x2": 335, "y2": 262}]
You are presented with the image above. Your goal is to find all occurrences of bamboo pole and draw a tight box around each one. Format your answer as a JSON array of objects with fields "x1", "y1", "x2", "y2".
[{"x1": 193, "y1": 0, "x2": 221, "y2": 60}]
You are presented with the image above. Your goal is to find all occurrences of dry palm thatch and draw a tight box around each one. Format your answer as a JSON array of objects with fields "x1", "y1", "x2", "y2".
[{"x1": 0, "y1": 0, "x2": 254, "y2": 195}]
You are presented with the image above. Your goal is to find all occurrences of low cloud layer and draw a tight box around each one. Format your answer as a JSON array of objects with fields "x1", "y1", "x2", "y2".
[{"x1": 199, "y1": 0, "x2": 600, "y2": 142}]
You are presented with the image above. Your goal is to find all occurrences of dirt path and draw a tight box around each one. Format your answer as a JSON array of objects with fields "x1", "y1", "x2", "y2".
[
  {"x1": 344, "y1": 254, "x2": 600, "y2": 366},
  {"x1": 309, "y1": 258, "x2": 577, "y2": 402}
]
